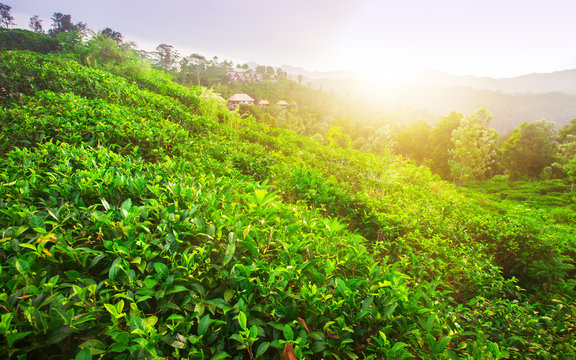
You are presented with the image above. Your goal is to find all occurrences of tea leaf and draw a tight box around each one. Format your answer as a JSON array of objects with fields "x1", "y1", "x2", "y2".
[
  {"x1": 14, "y1": 258, "x2": 30, "y2": 275},
  {"x1": 237, "y1": 311, "x2": 247, "y2": 331},
  {"x1": 79, "y1": 339, "x2": 106, "y2": 355},
  {"x1": 282, "y1": 324, "x2": 294, "y2": 342},
  {"x1": 6, "y1": 331, "x2": 32, "y2": 347},
  {"x1": 256, "y1": 341, "x2": 270, "y2": 357},
  {"x1": 74, "y1": 348, "x2": 92, "y2": 360},
  {"x1": 198, "y1": 314, "x2": 210, "y2": 336},
  {"x1": 223, "y1": 242, "x2": 236, "y2": 266}
]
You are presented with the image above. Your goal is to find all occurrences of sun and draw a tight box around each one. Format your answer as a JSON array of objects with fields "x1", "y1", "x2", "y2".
[{"x1": 333, "y1": 39, "x2": 421, "y2": 84}]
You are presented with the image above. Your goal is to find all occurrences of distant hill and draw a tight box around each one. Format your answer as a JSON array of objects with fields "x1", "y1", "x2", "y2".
[
  {"x1": 416, "y1": 68, "x2": 576, "y2": 95},
  {"x1": 386, "y1": 85, "x2": 576, "y2": 133},
  {"x1": 277, "y1": 65, "x2": 576, "y2": 95}
]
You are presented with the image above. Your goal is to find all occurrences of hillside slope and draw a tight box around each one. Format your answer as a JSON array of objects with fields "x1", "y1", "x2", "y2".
[{"x1": 1, "y1": 51, "x2": 575, "y2": 359}]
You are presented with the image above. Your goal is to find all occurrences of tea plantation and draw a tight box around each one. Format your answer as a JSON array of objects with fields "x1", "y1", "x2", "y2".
[{"x1": 1, "y1": 50, "x2": 575, "y2": 359}]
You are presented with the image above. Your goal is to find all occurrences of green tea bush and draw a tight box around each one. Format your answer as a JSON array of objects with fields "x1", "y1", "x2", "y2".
[{"x1": 0, "y1": 49, "x2": 575, "y2": 359}]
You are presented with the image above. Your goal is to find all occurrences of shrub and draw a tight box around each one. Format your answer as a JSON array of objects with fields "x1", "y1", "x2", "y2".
[{"x1": 0, "y1": 29, "x2": 60, "y2": 53}]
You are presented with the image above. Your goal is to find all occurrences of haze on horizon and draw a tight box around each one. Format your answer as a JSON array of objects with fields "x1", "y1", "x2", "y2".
[{"x1": 6, "y1": 0, "x2": 576, "y2": 79}]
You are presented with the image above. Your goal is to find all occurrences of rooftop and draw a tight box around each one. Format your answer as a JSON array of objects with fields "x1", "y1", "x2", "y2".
[{"x1": 228, "y1": 93, "x2": 255, "y2": 102}]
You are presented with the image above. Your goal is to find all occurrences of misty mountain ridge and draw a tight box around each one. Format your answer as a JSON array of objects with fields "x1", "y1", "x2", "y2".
[
  {"x1": 414, "y1": 68, "x2": 576, "y2": 95},
  {"x1": 240, "y1": 59, "x2": 576, "y2": 133},
  {"x1": 274, "y1": 64, "x2": 576, "y2": 96},
  {"x1": 270, "y1": 65, "x2": 576, "y2": 133}
]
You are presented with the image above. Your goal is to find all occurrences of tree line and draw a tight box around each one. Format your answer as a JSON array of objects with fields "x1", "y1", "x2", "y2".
[{"x1": 386, "y1": 110, "x2": 576, "y2": 186}]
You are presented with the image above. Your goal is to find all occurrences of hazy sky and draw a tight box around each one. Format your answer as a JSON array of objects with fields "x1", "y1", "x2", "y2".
[{"x1": 6, "y1": 0, "x2": 576, "y2": 77}]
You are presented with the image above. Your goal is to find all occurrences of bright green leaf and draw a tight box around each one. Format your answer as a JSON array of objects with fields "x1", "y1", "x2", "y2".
[
  {"x1": 238, "y1": 311, "x2": 247, "y2": 330},
  {"x1": 211, "y1": 352, "x2": 231, "y2": 360},
  {"x1": 14, "y1": 258, "x2": 31, "y2": 275},
  {"x1": 249, "y1": 324, "x2": 258, "y2": 341},
  {"x1": 223, "y1": 242, "x2": 236, "y2": 266},
  {"x1": 75, "y1": 347, "x2": 92, "y2": 360}
]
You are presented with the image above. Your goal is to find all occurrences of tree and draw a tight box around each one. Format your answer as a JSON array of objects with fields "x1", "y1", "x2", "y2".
[
  {"x1": 297, "y1": 74, "x2": 303, "y2": 85},
  {"x1": 449, "y1": 108, "x2": 498, "y2": 185},
  {"x1": 178, "y1": 53, "x2": 207, "y2": 86},
  {"x1": 0, "y1": 3, "x2": 14, "y2": 29},
  {"x1": 84, "y1": 33, "x2": 140, "y2": 72},
  {"x1": 135, "y1": 49, "x2": 154, "y2": 62},
  {"x1": 499, "y1": 120, "x2": 558, "y2": 179},
  {"x1": 394, "y1": 120, "x2": 432, "y2": 164},
  {"x1": 559, "y1": 118, "x2": 576, "y2": 143},
  {"x1": 29, "y1": 15, "x2": 44, "y2": 33},
  {"x1": 429, "y1": 111, "x2": 463, "y2": 179},
  {"x1": 204, "y1": 57, "x2": 227, "y2": 86},
  {"x1": 553, "y1": 134, "x2": 576, "y2": 191},
  {"x1": 49, "y1": 12, "x2": 72, "y2": 35},
  {"x1": 155, "y1": 43, "x2": 180, "y2": 71},
  {"x1": 276, "y1": 67, "x2": 284, "y2": 79},
  {"x1": 48, "y1": 12, "x2": 87, "y2": 37},
  {"x1": 101, "y1": 27, "x2": 123, "y2": 42},
  {"x1": 368, "y1": 125, "x2": 396, "y2": 154}
]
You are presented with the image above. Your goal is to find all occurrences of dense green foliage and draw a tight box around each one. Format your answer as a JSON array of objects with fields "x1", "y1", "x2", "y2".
[
  {"x1": 1, "y1": 49, "x2": 576, "y2": 360},
  {"x1": 499, "y1": 121, "x2": 558, "y2": 179},
  {"x1": 0, "y1": 29, "x2": 60, "y2": 53},
  {"x1": 449, "y1": 109, "x2": 498, "y2": 185}
]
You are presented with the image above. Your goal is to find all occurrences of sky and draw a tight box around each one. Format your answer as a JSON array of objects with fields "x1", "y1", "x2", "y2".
[{"x1": 5, "y1": 0, "x2": 576, "y2": 78}]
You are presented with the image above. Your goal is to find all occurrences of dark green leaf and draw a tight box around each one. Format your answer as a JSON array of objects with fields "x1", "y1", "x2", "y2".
[
  {"x1": 211, "y1": 352, "x2": 231, "y2": 360},
  {"x1": 6, "y1": 331, "x2": 32, "y2": 347},
  {"x1": 108, "y1": 257, "x2": 122, "y2": 281},
  {"x1": 30, "y1": 215, "x2": 45, "y2": 229},
  {"x1": 153, "y1": 262, "x2": 169, "y2": 277},
  {"x1": 283, "y1": 324, "x2": 294, "y2": 341},
  {"x1": 46, "y1": 325, "x2": 74, "y2": 345},
  {"x1": 256, "y1": 341, "x2": 270, "y2": 358},
  {"x1": 198, "y1": 314, "x2": 210, "y2": 336}
]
